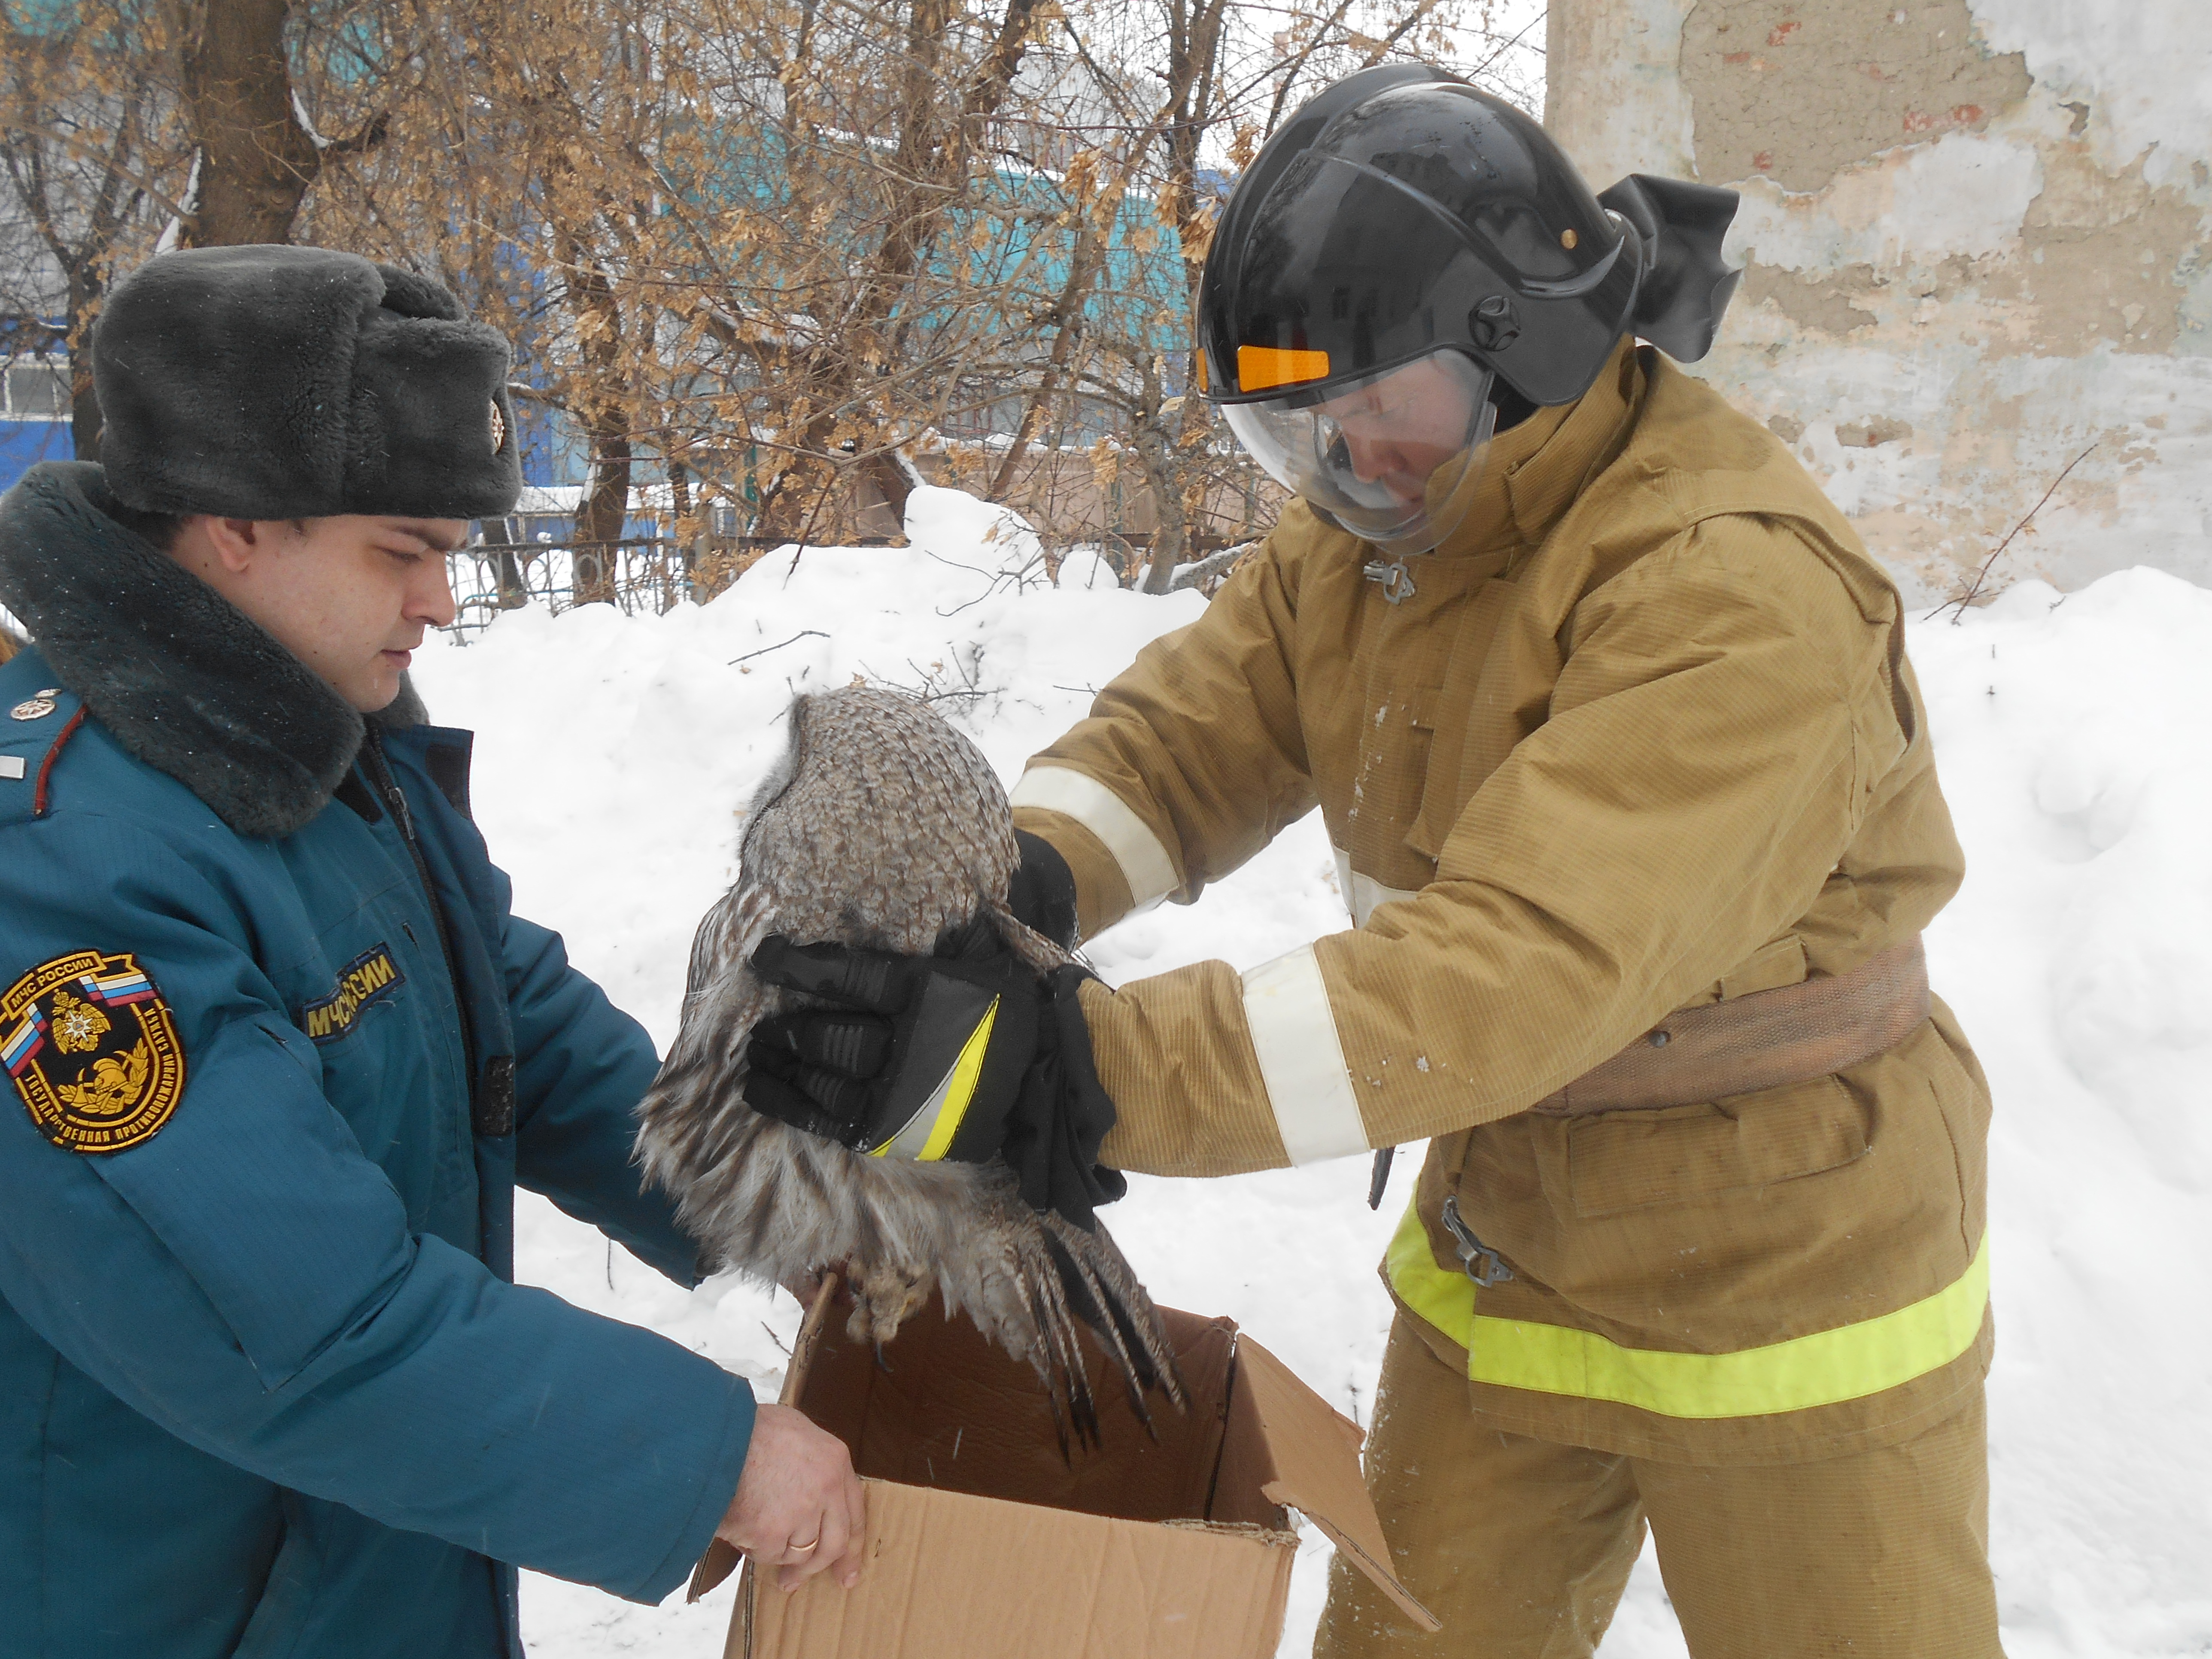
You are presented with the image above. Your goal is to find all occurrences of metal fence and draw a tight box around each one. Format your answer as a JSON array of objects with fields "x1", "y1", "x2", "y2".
[
  {"x1": 440, "y1": 535, "x2": 892, "y2": 644},
  {"x1": 444, "y1": 538, "x2": 673, "y2": 642},
  {"x1": 438, "y1": 524, "x2": 1249, "y2": 644}
]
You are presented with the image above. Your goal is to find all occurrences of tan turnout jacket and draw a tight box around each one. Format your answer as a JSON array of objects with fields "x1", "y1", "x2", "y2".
[{"x1": 1013, "y1": 343, "x2": 1992, "y2": 1462}]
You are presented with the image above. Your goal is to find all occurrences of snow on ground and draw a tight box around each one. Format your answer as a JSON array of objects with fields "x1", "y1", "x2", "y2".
[{"x1": 410, "y1": 501, "x2": 2212, "y2": 1658}]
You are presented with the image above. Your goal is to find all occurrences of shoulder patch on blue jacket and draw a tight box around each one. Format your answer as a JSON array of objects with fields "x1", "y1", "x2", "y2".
[{"x1": 3, "y1": 950, "x2": 188, "y2": 1153}]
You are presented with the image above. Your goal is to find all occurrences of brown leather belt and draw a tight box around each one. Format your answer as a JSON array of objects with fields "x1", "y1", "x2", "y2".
[{"x1": 1529, "y1": 937, "x2": 1930, "y2": 1117}]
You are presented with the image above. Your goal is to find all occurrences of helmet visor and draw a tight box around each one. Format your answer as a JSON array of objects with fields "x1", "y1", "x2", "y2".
[{"x1": 1223, "y1": 350, "x2": 1498, "y2": 557}]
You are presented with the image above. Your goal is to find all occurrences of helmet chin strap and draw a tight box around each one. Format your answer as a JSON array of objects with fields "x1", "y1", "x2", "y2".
[{"x1": 1490, "y1": 378, "x2": 1540, "y2": 433}]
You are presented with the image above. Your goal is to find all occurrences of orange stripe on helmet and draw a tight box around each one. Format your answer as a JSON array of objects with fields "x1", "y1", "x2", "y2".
[{"x1": 1237, "y1": 344, "x2": 1331, "y2": 392}]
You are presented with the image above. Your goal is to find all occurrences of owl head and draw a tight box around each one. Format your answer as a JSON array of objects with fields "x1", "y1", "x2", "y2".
[{"x1": 738, "y1": 687, "x2": 1023, "y2": 957}]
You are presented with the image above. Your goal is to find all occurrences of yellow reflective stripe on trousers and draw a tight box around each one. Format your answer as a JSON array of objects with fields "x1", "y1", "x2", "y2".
[
  {"x1": 1386, "y1": 1200, "x2": 1990, "y2": 1419},
  {"x1": 870, "y1": 996, "x2": 999, "y2": 1161}
]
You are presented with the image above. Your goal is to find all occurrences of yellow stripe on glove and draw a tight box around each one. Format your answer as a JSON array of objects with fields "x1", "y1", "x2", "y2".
[{"x1": 869, "y1": 995, "x2": 1000, "y2": 1162}]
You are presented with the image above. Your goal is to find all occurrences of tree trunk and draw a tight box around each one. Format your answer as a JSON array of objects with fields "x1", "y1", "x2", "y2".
[
  {"x1": 65, "y1": 269, "x2": 104, "y2": 461},
  {"x1": 1133, "y1": 438, "x2": 1187, "y2": 593},
  {"x1": 554, "y1": 241, "x2": 629, "y2": 604},
  {"x1": 988, "y1": 204, "x2": 1109, "y2": 501},
  {"x1": 667, "y1": 457, "x2": 693, "y2": 536},
  {"x1": 1136, "y1": 0, "x2": 1229, "y2": 595},
  {"x1": 479, "y1": 514, "x2": 527, "y2": 608},
  {"x1": 667, "y1": 458, "x2": 696, "y2": 605},
  {"x1": 178, "y1": 0, "x2": 325, "y2": 246},
  {"x1": 573, "y1": 425, "x2": 630, "y2": 604},
  {"x1": 769, "y1": 0, "x2": 1045, "y2": 538},
  {"x1": 863, "y1": 446, "x2": 917, "y2": 529}
]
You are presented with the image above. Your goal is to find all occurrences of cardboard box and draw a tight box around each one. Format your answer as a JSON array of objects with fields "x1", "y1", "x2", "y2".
[{"x1": 699, "y1": 1297, "x2": 1437, "y2": 1659}]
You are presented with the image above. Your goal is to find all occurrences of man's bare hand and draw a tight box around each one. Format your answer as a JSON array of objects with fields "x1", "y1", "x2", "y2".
[{"x1": 715, "y1": 1403, "x2": 866, "y2": 1593}]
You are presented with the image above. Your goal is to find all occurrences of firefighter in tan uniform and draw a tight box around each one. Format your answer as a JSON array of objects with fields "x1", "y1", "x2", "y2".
[{"x1": 742, "y1": 65, "x2": 2002, "y2": 1658}]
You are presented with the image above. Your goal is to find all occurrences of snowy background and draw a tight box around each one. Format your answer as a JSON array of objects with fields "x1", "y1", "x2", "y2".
[{"x1": 409, "y1": 489, "x2": 2212, "y2": 1658}]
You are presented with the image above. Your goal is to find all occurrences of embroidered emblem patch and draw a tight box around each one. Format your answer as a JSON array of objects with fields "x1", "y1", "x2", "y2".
[
  {"x1": 3, "y1": 951, "x2": 187, "y2": 1153},
  {"x1": 301, "y1": 945, "x2": 405, "y2": 1043}
]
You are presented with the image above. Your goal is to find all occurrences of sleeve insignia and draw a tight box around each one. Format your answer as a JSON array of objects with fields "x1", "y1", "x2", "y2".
[{"x1": 3, "y1": 951, "x2": 187, "y2": 1154}]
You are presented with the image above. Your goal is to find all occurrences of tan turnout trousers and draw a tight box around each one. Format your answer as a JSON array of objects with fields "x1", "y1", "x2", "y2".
[{"x1": 1316, "y1": 1317, "x2": 2004, "y2": 1659}]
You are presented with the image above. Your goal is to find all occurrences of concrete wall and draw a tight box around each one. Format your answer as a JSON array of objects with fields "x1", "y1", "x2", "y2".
[{"x1": 1547, "y1": 0, "x2": 2212, "y2": 601}]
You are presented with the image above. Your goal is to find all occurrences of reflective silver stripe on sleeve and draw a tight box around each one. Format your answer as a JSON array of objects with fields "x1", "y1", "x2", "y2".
[
  {"x1": 1240, "y1": 943, "x2": 1369, "y2": 1165},
  {"x1": 1332, "y1": 847, "x2": 1422, "y2": 928},
  {"x1": 1009, "y1": 766, "x2": 1180, "y2": 911}
]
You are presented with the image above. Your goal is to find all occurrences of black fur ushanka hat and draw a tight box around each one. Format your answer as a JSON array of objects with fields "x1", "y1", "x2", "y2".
[{"x1": 92, "y1": 245, "x2": 522, "y2": 521}]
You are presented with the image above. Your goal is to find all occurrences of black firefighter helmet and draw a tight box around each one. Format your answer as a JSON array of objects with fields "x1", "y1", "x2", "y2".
[{"x1": 1198, "y1": 64, "x2": 1741, "y2": 556}]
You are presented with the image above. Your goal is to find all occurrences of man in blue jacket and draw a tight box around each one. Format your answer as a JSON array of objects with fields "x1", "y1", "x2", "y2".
[{"x1": 0, "y1": 246, "x2": 864, "y2": 1658}]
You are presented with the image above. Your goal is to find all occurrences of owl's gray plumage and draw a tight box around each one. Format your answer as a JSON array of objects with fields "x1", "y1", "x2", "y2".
[{"x1": 636, "y1": 687, "x2": 1181, "y2": 1438}]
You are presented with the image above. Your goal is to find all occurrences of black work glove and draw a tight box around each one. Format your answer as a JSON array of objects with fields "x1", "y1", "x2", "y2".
[
  {"x1": 1006, "y1": 830, "x2": 1080, "y2": 950},
  {"x1": 1002, "y1": 963, "x2": 1125, "y2": 1230},
  {"x1": 746, "y1": 921, "x2": 1041, "y2": 1164},
  {"x1": 747, "y1": 927, "x2": 1124, "y2": 1229}
]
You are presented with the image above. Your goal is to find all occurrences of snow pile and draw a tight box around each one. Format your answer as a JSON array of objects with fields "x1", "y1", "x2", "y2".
[
  {"x1": 407, "y1": 540, "x2": 2212, "y2": 1658},
  {"x1": 902, "y1": 482, "x2": 1126, "y2": 592},
  {"x1": 900, "y1": 483, "x2": 1044, "y2": 579},
  {"x1": 1911, "y1": 571, "x2": 2212, "y2": 1656}
]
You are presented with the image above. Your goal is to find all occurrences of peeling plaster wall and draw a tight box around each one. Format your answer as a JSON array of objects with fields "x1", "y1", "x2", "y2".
[{"x1": 1546, "y1": 0, "x2": 2212, "y2": 601}]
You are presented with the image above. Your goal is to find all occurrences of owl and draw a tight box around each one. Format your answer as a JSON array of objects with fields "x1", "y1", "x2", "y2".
[{"x1": 635, "y1": 687, "x2": 1182, "y2": 1441}]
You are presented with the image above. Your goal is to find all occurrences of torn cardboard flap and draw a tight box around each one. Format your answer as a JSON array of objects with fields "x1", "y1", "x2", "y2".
[{"x1": 1233, "y1": 1337, "x2": 1441, "y2": 1632}]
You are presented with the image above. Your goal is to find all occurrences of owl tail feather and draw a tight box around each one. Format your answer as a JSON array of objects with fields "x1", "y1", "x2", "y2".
[
  {"x1": 1040, "y1": 1212, "x2": 1188, "y2": 1437},
  {"x1": 1000, "y1": 1214, "x2": 1104, "y2": 1455}
]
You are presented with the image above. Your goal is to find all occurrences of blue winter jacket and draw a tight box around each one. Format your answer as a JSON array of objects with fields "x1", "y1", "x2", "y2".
[{"x1": 0, "y1": 464, "x2": 755, "y2": 1657}]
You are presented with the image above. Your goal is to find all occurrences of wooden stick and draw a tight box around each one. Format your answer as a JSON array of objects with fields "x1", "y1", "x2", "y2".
[{"x1": 781, "y1": 1270, "x2": 844, "y2": 1405}]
